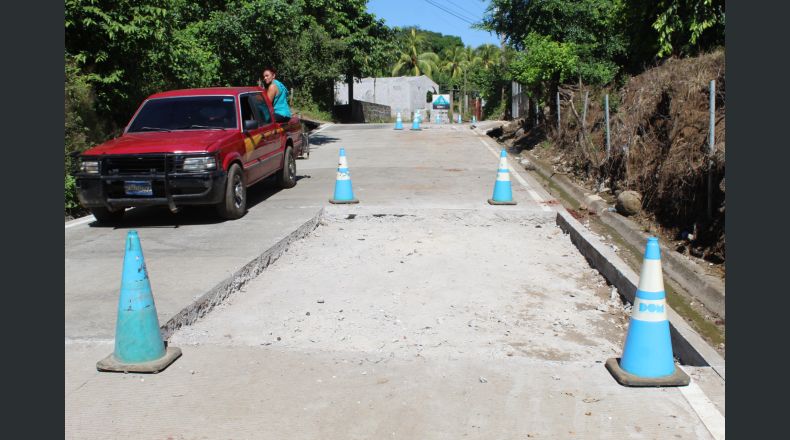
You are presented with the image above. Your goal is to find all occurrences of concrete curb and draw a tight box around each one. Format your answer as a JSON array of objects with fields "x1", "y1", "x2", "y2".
[
  {"x1": 522, "y1": 150, "x2": 725, "y2": 320},
  {"x1": 556, "y1": 211, "x2": 725, "y2": 379},
  {"x1": 476, "y1": 122, "x2": 724, "y2": 320},
  {"x1": 160, "y1": 208, "x2": 324, "y2": 340}
]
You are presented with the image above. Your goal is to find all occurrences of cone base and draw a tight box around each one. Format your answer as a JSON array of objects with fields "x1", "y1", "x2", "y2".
[
  {"x1": 329, "y1": 198, "x2": 359, "y2": 204},
  {"x1": 97, "y1": 346, "x2": 182, "y2": 374},
  {"x1": 488, "y1": 198, "x2": 517, "y2": 205},
  {"x1": 605, "y1": 357, "x2": 689, "y2": 387}
]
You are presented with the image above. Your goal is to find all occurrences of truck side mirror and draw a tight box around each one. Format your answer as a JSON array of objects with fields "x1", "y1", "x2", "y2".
[{"x1": 243, "y1": 119, "x2": 258, "y2": 131}]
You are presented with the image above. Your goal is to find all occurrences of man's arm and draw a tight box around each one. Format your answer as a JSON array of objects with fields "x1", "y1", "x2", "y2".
[{"x1": 266, "y1": 82, "x2": 279, "y2": 102}]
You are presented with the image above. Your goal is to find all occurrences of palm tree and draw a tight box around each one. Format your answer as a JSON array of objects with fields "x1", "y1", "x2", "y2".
[
  {"x1": 441, "y1": 46, "x2": 467, "y2": 82},
  {"x1": 440, "y1": 46, "x2": 467, "y2": 116},
  {"x1": 391, "y1": 29, "x2": 440, "y2": 78},
  {"x1": 475, "y1": 44, "x2": 501, "y2": 71}
]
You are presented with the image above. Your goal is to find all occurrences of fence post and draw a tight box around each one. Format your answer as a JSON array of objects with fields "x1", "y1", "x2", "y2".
[
  {"x1": 707, "y1": 80, "x2": 716, "y2": 220},
  {"x1": 605, "y1": 94, "x2": 611, "y2": 160},
  {"x1": 556, "y1": 92, "x2": 561, "y2": 134},
  {"x1": 582, "y1": 91, "x2": 589, "y2": 131}
]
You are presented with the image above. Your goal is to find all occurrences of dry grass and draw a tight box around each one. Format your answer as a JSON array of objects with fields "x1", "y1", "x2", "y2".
[{"x1": 549, "y1": 50, "x2": 725, "y2": 263}]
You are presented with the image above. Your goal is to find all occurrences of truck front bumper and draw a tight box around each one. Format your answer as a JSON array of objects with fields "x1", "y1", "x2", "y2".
[{"x1": 76, "y1": 170, "x2": 228, "y2": 210}]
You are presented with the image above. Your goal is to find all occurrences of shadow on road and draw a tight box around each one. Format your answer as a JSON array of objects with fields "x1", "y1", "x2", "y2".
[
  {"x1": 88, "y1": 173, "x2": 312, "y2": 229},
  {"x1": 307, "y1": 134, "x2": 340, "y2": 146}
]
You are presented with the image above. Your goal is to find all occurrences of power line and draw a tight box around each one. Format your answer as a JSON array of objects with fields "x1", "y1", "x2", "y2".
[
  {"x1": 446, "y1": 0, "x2": 485, "y2": 23},
  {"x1": 421, "y1": 0, "x2": 476, "y2": 25}
]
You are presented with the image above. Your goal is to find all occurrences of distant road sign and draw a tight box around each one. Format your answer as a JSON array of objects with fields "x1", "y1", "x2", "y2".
[{"x1": 432, "y1": 95, "x2": 450, "y2": 110}]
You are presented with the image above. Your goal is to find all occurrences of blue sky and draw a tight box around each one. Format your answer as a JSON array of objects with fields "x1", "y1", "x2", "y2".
[{"x1": 366, "y1": 0, "x2": 500, "y2": 49}]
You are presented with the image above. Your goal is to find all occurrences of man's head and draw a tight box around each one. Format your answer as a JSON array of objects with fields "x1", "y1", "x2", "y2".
[{"x1": 262, "y1": 66, "x2": 277, "y2": 86}]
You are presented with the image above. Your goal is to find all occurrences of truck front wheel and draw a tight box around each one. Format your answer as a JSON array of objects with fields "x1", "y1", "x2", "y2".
[{"x1": 217, "y1": 163, "x2": 246, "y2": 219}]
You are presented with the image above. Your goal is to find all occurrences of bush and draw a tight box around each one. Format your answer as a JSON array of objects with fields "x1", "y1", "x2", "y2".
[{"x1": 65, "y1": 53, "x2": 103, "y2": 217}]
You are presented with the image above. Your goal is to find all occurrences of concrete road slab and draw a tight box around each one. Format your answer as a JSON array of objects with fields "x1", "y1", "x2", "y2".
[{"x1": 66, "y1": 124, "x2": 723, "y2": 439}]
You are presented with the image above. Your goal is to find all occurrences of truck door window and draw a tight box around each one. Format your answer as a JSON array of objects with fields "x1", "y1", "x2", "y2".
[
  {"x1": 240, "y1": 95, "x2": 258, "y2": 129},
  {"x1": 251, "y1": 93, "x2": 273, "y2": 125}
]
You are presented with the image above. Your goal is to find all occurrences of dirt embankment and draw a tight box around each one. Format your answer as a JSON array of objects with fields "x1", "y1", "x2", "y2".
[{"x1": 497, "y1": 50, "x2": 725, "y2": 267}]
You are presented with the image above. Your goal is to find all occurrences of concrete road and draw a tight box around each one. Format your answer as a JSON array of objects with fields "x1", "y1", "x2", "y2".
[{"x1": 65, "y1": 122, "x2": 724, "y2": 439}]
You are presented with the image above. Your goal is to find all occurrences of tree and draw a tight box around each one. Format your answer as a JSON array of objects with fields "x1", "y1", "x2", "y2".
[
  {"x1": 510, "y1": 33, "x2": 579, "y2": 93},
  {"x1": 65, "y1": 0, "x2": 171, "y2": 128},
  {"x1": 481, "y1": 0, "x2": 626, "y2": 87},
  {"x1": 302, "y1": 0, "x2": 397, "y2": 105},
  {"x1": 391, "y1": 29, "x2": 440, "y2": 77},
  {"x1": 625, "y1": 0, "x2": 725, "y2": 60},
  {"x1": 475, "y1": 44, "x2": 501, "y2": 71}
]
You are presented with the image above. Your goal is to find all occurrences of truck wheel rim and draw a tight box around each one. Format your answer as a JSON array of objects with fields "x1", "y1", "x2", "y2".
[
  {"x1": 288, "y1": 156, "x2": 295, "y2": 179},
  {"x1": 233, "y1": 175, "x2": 244, "y2": 208}
]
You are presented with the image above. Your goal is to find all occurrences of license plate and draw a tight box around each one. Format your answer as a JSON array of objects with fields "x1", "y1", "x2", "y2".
[{"x1": 124, "y1": 181, "x2": 153, "y2": 196}]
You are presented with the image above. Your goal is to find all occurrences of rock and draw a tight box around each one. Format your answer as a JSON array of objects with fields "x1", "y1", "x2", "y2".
[
  {"x1": 479, "y1": 377, "x2": 488, "y2": 383},
  {"x1": 615, "y1": 191, "x2": 642, "y2": 216},
  {"x1": 515, "y1": 128, "x2": 525, "y2": 138},
  {"x1": 719, "y1": 177, "x2": 725, "y2": 193}
]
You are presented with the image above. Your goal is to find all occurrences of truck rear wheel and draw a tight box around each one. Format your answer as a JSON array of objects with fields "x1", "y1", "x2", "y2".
[
  {"x1": 90, "y1": 207, "x2": 125, "y2": 224},
  {"x1": 217, "y1": 163, "x2": 246, "y2": 219},
  {"x1": 278, "y1": 146, "x2": 297, "y2": 189}
]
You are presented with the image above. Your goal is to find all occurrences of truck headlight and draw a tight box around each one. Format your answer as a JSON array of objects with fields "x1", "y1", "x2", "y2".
[
  {"x1": 79, "y1": 159, "x2": 99, "y2": 174},
  {"x1": 182, "y1": 156, "x2": 217, "y2": 171}
]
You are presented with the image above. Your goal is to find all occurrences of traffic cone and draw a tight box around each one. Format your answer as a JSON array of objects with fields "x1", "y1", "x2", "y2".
[
  {"x1": 457, "y1": 114, "x2": 462, "y2": 124},
  {"x1": 472, "y1": 115, "x2": 477, "y2": 124},
  {"x1": 410, "y1": 115, "x2": 421, "y2": 131},
  {"x1": 97, "y1": 231, "x2": 181, "y2": 373},
  {"x1": 605, "y1": 237, "x2": 690, "y2": 387},
  {"x1": 435, "y1": 114, "x2": 441, "y2": 124},
  {"x1": 487, "y1": 149, "x2": 517, "y2": 205},
  {"x1": 329, "y1": 148, "x2": 359, "y2": 204},
  {"x1": 394, "y1": 112, "x2": 403, "y2": 130}
]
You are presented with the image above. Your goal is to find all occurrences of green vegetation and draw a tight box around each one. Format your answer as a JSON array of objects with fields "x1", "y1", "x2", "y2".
[
  {"x1": 479, "y1": 0, "x2": 724, "y2": 121},
  {"x1": 391, "y1": 29, "x2": 440, "y2": 77}
]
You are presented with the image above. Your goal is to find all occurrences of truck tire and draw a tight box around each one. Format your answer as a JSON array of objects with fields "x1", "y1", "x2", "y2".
[
  {"x1": 278, "y1": 146, "x2": 297, "y2": 189},
  {"x1": 91, "y1": 207, "x2": 125, "y2": 224},
  {"x1": 300, "y1": 133, "x2": 309, "y2": 159},
  {"x1": 217, "y1": 163, "x2": 246, "y2": 219}
]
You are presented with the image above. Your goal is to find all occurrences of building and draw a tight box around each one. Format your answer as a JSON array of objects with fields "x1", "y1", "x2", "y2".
[{"x1": 335, "y1": 76, "x2": 440, "y2": 119}]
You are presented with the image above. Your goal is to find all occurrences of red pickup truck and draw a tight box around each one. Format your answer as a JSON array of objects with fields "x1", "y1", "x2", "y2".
[{"x1": 75, "y1": 87, "x2": 307, "y2": 223}]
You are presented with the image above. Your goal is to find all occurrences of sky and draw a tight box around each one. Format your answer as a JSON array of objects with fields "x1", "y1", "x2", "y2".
[{"x1": 366, "y1": 0, "x2": 500, "y2": 49}]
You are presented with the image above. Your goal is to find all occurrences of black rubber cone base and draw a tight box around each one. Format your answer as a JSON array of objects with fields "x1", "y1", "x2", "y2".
[
  {"x1": 488, "y1": 198, "x2": 517, "y2": 205},
  {"x1": 97, "y1": 346, "x2": 182, "y2": 374},
  {"x1": 605, "y1": 357, "x2": 690, "y2": 387},
  {"x1": 329, "y1": 198, "x2": 359, "y2": 204}
]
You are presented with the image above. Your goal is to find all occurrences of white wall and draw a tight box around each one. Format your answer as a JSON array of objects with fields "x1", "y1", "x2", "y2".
[{"x1": 335, "y1": 76, "x2": 439, "y2": 119}]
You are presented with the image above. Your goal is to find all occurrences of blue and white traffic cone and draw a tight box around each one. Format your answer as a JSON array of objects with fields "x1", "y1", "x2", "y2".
[
  {"x1": 605, "y1": 237, "x2": 690, "y2": 387},
  {"x1": 472, "y1": 115, "x2": 477, "y2": 124},
  {"x1": 97, "y1": 231, "x2": 181, "y2": 373},
  {"x1": 410, "y1": 114, "x2": 422, "y2": 131},
  {"x1": 435, "y1": 114, "x2": 441, "y2": 124},
  {"x1": 457, "y1": 114, "x2": 462, "y2": 124},
  {"x1": 487, "y1": 149, "x2": 517, "y2": 205},
  {"x1": 394, "y1": 112, "x2": 403, "y2": 130},
  {"x1": 329, "y1": 148, "x2": 359, "y2": 204}
]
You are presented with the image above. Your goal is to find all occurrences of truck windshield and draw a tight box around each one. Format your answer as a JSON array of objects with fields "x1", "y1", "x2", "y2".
[{"x1": 127, "y1": 96, "x2": 237, "y2": 132}]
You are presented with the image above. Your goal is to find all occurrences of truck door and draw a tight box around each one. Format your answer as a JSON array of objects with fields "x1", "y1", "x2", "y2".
[
  {"x1": 239, "y1": 93, "x2": 269, "y2": 183},
  {"x1": 249, "y1": 92, "x2": 284, "y2": 177}
]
